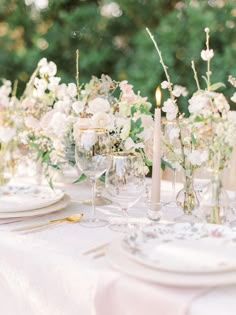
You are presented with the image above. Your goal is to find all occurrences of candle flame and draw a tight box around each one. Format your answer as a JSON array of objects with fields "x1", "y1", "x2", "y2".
[{"x1": 155, "y1": 86, "x2": 161, "y2": 107}]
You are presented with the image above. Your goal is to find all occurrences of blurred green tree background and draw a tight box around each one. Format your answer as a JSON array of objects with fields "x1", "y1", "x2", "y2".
[{"x1": 0, "y1": 0, "x2": 236, "y2": 110}]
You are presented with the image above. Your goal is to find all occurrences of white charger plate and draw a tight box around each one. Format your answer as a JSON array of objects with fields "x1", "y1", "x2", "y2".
[
  {"x1": 107, "y1": 240, "x2": 236, "y2": 287},
  {"x1": 0, "y1": 185, "x2": 64, "y2": 212},
  {"x1": 0, "y1": 195, "x2": 70, "y2": 219},
  {"x1": 122, "y1": 223, "x2": 236, "y2": 274}
]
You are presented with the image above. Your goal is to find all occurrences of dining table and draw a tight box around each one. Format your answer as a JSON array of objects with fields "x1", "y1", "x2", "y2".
[{"x1": 0, "y1": 171, "x2": 236, "y2": 315}]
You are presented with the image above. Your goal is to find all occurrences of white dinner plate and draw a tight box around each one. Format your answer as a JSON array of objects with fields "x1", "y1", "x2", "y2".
[
  {"x1": 122, "y1": 223, "x2": 236, "y2": 274},
  {"x1": 0, "y1": 185, "x2": 64, "y2": 212},
  {"x1": 107, "y1": 240, "x2": 236, "y2": 287},
  {"x1": 0, "y1": 195, "x2": 70, "y2": 219}
]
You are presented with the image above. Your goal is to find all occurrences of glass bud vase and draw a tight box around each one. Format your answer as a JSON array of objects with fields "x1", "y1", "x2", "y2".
[
  {"x1": 201, "y1": 171, "x2": 229, "y2": 224},
  {"x1": 0, "y1": 144, "x2": 16, "y2": 186},
  {"x1": 176, "y1": 168, "x2": 200, "y2": 223}
]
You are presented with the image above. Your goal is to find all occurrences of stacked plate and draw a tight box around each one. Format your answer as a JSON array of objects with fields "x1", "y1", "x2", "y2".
[
  {"x1": 107, "y1": 223, "x2": 236, "y2": 287},
  {"x1": 0, "y1": 184, "x2": 69, "y2": 222}
]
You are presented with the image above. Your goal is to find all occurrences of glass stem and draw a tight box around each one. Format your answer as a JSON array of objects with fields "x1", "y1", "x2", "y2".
[
  {"x1": 91, "y1": 178, "x2": 96, "y2": 221},
  {"x1": 172, "y1": 168, "x2": 176, "y2": 200},
  {"x1": 121, "y1": 207, "x2": 132, "y2": 230}
]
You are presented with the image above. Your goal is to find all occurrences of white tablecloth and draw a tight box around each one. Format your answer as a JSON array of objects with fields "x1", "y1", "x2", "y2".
[{"x1": 0, "y1": 177, "x2": 236, "y2": 315}]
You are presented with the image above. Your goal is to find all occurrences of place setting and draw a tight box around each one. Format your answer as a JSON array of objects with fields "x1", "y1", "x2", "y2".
[{"x1": 0, "y1": 183, "x2": 70, "y2": 224}]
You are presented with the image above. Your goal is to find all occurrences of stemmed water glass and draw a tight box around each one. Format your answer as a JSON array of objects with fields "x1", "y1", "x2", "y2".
[
  {"x1": 105, "y1": 152, "x2": 146, "y2": 232},
  {"x1": 74, "y1": 128, "x2": 111, "y2": 228}
]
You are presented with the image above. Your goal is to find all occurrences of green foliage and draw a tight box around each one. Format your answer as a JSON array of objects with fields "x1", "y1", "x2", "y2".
[{"x1": 0, "y1": 0, "x2": 236, "y2": 112}]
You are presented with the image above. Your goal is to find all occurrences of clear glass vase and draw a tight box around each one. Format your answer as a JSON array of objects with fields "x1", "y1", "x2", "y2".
[
  {"x1": 0, "y1": 144, "x2": 17, "y2": 186},
  {"x1": 201, "y1": 171, "x2": 229, "y2": 224},
  {"x1": 176, "y1": 168, "x2": 200, "y2": 223}
]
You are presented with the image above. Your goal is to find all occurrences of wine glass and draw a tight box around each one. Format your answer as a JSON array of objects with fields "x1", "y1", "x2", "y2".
[
  {"x1": 74, "y1": 128, "x2": 111, "y2": 228},
  {"x1": 105, "y1": 152, "x2": 146, "y2": 232}
]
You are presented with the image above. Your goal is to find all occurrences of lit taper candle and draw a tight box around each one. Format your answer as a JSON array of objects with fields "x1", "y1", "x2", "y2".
[{"x1": 151, "y1": 86, "x2": 161, "y2": 204}]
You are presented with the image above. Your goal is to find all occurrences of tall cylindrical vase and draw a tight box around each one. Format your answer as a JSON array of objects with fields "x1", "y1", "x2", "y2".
[{"x1": 202, "y1": 170, "x2": 229, "y2": 224}]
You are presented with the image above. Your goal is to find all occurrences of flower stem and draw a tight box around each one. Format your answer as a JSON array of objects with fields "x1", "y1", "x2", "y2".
[
  {"x1": 191, "y1": 61, "x2": 201, "y2": 91},
  {"x1": 76, "y1": 49, "x2": 80, "y2": 92},
  {"x1": 205, "y1": 29, "x2": 211, "y2": 90},
  {"x1": 146, "y1": 27, "x2": 175, "y2": 101}
]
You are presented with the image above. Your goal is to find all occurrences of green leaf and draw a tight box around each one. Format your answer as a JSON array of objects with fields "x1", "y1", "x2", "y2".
[
  {"x1": 193, "y1": 116, "x2": 202, "y2": 122},
  {"x1": 29, "y1": 142, "x2": 39, "y2": 149},
  {"x1": 99, "y1": 175, "x2": 105, "y2": 183},
  {"x1": 209, "y1": 82, "x2": 226, "y2": 91},
  {"x1": 130, "y1": 106, "x2": 137, "y2": 116},
  {"x1": 42, "y1": 151, "x2": 50, "y2": 163},
  {"x1": 48, "y1": 178, "x2": 54, "y2": 190},
  {"x1": 73, "y1": 173, "x2": 87, "y2": 184},
  {"x1": 135, "y1": 117, "x2": 142, "y2": 128},
  {"x1": 191, "y1": 133, "x2": 197, "y2": 145},
  {"x1": 36, "y1": 149, "x2": 44, "y2": 161},
  {"x1": 201, "y1": 76, "x2": 208, "y2": 86},
  {"x1": 145, "y1": 158, "x2": 152, "y2": 167},
  {"x1": 161, "y1": 158, "x2": 174, "y2": 170}
]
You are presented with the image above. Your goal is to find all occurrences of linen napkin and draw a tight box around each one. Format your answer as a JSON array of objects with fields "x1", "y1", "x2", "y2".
[{"x1": 94, "y1": 270, "x2": 209, "y2": 315}]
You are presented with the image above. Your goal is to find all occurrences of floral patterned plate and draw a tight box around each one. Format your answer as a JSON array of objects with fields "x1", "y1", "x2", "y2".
[
  {"x1": 0, "y1": 185, "x2": 64, "y2": 212},
  {"x1": 122, "y1": 223, "x2": 236, "y2": 274}
]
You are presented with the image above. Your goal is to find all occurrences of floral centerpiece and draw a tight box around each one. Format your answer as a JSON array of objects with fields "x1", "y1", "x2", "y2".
[
  {"x1": 147, "y1": 27, "x2": 236, "y2": 223},
  {"x1": 66, "y1": 74, "x2": 154, "y2": 176},
  {"x1": 0, "y1": 79, "x2": 22, "y2": 184},
  {"x1": 21, "y1": 58, "x2": 78, "y2": 185},
  {"x1": 22, "y1": 59, "x2": 154, "y2": 185}
]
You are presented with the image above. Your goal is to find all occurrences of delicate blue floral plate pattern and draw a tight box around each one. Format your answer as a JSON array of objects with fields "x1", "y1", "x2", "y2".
[
  {"x1": 0, "y1": 185, "x2": 64, "y2": 212},
  {"x1": 122, "y1": 223, "x2": 236, "y2": 274}
]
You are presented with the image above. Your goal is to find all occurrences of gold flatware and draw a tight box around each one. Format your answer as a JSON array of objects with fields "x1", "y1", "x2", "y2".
[
  {"x1": 82, "y1": 242, "x2": 109, "y2": 256},
  {"x1": 12, "y1": 213, "x2": 83, "y2": 232}
]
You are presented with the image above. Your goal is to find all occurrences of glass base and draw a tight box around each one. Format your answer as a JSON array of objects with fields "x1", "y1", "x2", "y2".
[
  {"x1": 109, "y1": 222, "x2": 139, "y2": 233},
  {"x1": 164, "y1": 200, "x2": 177, "y2": 208},
  {"x1": 229, "y1": 220, "x2": 236, "y2": 228},
  {"x1": 175, "y1": 213, "x2": 202, "y2": 223},
  {"x1": 80, "y1": 218, "x2": 108, "y2": 228},
  {"x1": 82, "y1": 196, "x2": 112, "y2": 206}
]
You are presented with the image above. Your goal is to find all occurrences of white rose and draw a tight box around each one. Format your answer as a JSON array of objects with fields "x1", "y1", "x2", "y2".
[
  {"x1": 0, "y1": 126, "x2": 16, "y2": 143},
  {"x1": 92, "y1": 112, "x2": 114, "y2": 129},
  {"x1": 87, "y1": 97, "x2": 110, "y2": 114}
]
